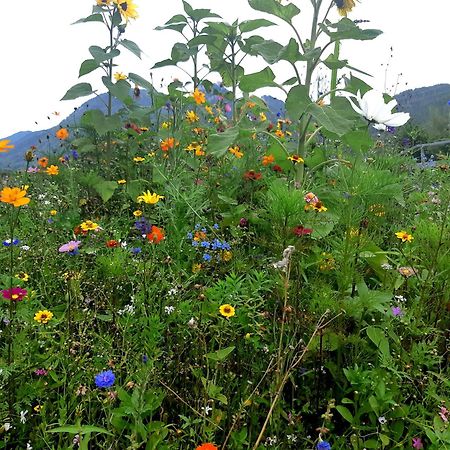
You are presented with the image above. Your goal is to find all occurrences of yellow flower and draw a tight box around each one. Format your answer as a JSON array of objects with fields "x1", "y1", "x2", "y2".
[
  {"x1": 0, "y1": 139, "x2": 14, "y2": 153},
  {"x1": 205, "y1": 105, "x2": 213, "y2": 115},
  {"x1": 288, "y1": 155, "x2": 304, "y2": 164},
  {"x1": 80, "y1": 220, "x2": 100, "y2": 231},
  {"x1": 113, "y1": 0, "x2": 138, "y2": 21},
  {"x1": 395, "y1": 231, "x2": 413, "y2": 243},
  {"x1": 15, "y1": 272, "x2": 29, "y2": 282},
  {"x1": 133, "y1": 210, "x2": 143, "y2": 217},
  {"x1": 313, "y1": 201, "x2": 327, "y2": 213},
  {"x1": 275, "y1": 129, "x2": 285, "y2": 138},
  {"x1": 186, "y1": 110, "x2": 199, "y2": 123},
  {"x1": 229, "y1": 145, "x2": 244, "y2": 158},
  {"x1": 192, "y1": 88, "x2": 206, "y2": 105},
  {"x1": 97, "y1": 0, "x2": 112, "y2": 5},
  {"x1": 34, "y1": 310, "x2": 54, "y2": 324},
  {"x1": 192, "y1": 263, "x2": 202, "y2": 273},
  {"x1": 46, "y1": 165, "x2": 59, "y2": 175},
  {"x1": 33, "y1": 405, "x2": 42, "y2": 413},
  {"x1": 114, "y1": 72, "x2": 127, "y2": 81},
  {"x1": 259, "y1": 112, "x2": 267, "y2": 121},
  {"x1": 0, "y1": 187, "x2": 30, "y2": 207},
  {"x1": 219, "y1": 304, "x2": 235, "y2": 318},
  {"x1": 161, "y1": 121, "x2": 172, "y2": 129},
  {"x1": 117, "y1": 179, "x2": 127, "y2": 185},
  {"x1": 50, "y1": 210, "x2": 57, "y2": 216},
  {"x1": 136, "y1": 190, "x2": 164, "y2": 205},
  {"x1": 133, "y1": 156, "x2": 145, "y2": 163},
  {"x1": 335, "y1": 0, "x2": 356, "y2": 16},
  {"x1": 222, "y1": 251, "x2": 233, "y2": 261}
]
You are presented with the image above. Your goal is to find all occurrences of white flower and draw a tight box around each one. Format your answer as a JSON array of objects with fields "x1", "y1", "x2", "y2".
[
  {"x1": 201, "y1": 405, "x2": 213, "y2": 416},
  {"x1": 287, "y1": 434, "x2": 297, "y2": 443},
  {"x1": 20, "y1": 410, "x2": 28, "y2": 424},
  {"x1": 272, "y1": 246, "x2": 295, "y2": 271},
  {"x1": 26, "y1": 443, "x2": 33, "y2": 450},
  {"x1": 164, "y1": 305, "x2": 175, "y2": 315},
  {"x1": 187, "y1": 317, "x2": 197, "y2": 328},
  {"x1": 21, "y1": 245, "x2": 30, "y2": 251},
  {"x1": 3, "y1": 422, "x2": 11, "y2": 431},
  {"x1": 168, "y1": 287, "x2": 178, "y2": 296},
  {"x1": 343, "y1": 89, "x2": 410, "y2": 130},
  {"x1": 378, "y1": 416, "x2": 387, "y2": 425}
]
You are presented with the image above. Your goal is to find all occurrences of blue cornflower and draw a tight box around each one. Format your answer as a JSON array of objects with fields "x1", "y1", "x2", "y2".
[
  {"x1": 222, "y1": 241, "x2": 231, "y2": 250},
  {"x1": 72, "y1": 150, "x2": 79, "y2": 160},
  {"x1": 195, "y1": 223, "x2": 201, "y2": 230},
  {"x1": 200, "y1": 241, "x2": 210, "y2": 249},
  {"x1": 201, "y1": 227, "x2": 207, "y2": 233},
  {"x1": 3, "y1": 238, "x2": 20, "y2": 247},
  {"x1": 317, "y1": 441, "x2": 331, "y2": 450},
  {"x1": 130, "y1": 247, "x2": 142, "y2": 255},
  {"x1": 213, "y1": 223, "x2": 219, "y2": 230},
  {"x1": 203, "y1": 253, "x2": 212, "y2": 262},
  {"x1": 134, "y1": 217, "x2": 151, "y2": 234},
  {"x1": 187, "y1": 232, "x2": 193, "y2": 239},
  {"x1": 94, "y1": 370, "x2": 115, "y2": 388},
  {"x1": 191, "y1": 240, "x2": 199, "y2": 247},
  {"x1": 142, "y1": 354, "x2": 148, "y2": 363}
]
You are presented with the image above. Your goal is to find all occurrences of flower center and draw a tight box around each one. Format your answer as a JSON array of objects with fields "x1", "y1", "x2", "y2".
[
  {"x1": 120, "y1": 2, "x2": 128, "y2": 11},
  {"x1": 11, "y1": 294, "x2": 19, "y2": 300}
]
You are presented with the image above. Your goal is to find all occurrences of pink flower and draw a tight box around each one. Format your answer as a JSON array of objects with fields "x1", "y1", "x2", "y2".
[
  {"x1": 412, "y1": 437, "x2": 423, "y2": 449},
  {"x1": 439, "y1": 406, "x2": 449, "y2": 422},
  {"x1": 391, "y1": 306, "x2": 403, "y2": 316},
  {"x1": 58, "y1": 240, "x2": 81, "y2": 255},
  {"x1": 293, "y1": 225, "x2": 313, "y2": 236},
  {"x1": 1, "y1": 287, "x2": 28, "y2": 302},
  {"x1": 224, "y1": 103, "x2": 232, "y2": 113}
]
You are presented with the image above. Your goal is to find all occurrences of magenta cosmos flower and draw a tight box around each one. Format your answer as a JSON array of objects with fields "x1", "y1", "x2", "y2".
[
  {"x1": 58, "y1": 240, "x2": 81, "y2": 255},
  {"x1": 2, "y1": 287, "x2": 28, "y2": 301}
]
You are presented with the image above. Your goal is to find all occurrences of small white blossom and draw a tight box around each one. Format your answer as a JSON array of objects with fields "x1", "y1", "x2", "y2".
[
  {"x1": 394, "y1": 295, "x2": 407, "y2": 303},
  {"x1": 21, "y1": 245, "x2": 30, "y2": 251},
  {"x1": 188, "y1": 317, "x2": 197, "y2": 328},
  {"x1": 26, "y1": 442, "x2": 33, "y2": 450},
  {"x1": 378, "y1": 416, "x2": 387, "y2": 425},
  {"x1": 164, "y1": 305, "x2": 175, "y2": 315},
  {"x1": 3, "y1": 422, "x2": 11, "y2": 431},
  {"x1": 20, "y1": 410, "x2": 28, "y2": 424},
  {"x1": 381, "y1": 263, "x2": 392, "y2": 270},
  {"x1": 201, "y1": 405, "x2": 213, "y2": 416},
  {"x1": 287, "y1": 434, "x2": 297, "y2": 443},
  {"x1": 272, "y1": 246, "x2": 295, "y2": 271},
  {"x1": 168, "y1": 287, "x2": 178, "y2": 296}
]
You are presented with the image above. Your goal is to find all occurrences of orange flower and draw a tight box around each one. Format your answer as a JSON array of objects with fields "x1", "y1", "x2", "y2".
[
  {"x1": 46, "y1": 165, "x2": 59, "y2": 175},
  {"x1": 0, "y1": 187, "x2": 30, "y2": 207},
  {"x1": 55, "y1": 128, "x2": 69, "y2": 140},
  {"x1": 147, "y1": 226, "x2": 165, "y2": 244},
  {"x1": 196, "y1": 444, "x2": 218, "y2": 450},
  {"x1": 38, "y1": 157, "x2": 49, "y2": 168},
  {"x1": 243, "y1": 170, "x2": 262, "y2": 181},
  {"x1": 160, "y1": 137, "x2": 176, "y2": 152},
  {"x1": 192, "y1": 88, "x2": 206, "y2": 105},
  {"x1": 106, "y1": 240, "x2": 119, "y2": 248},
  {"x1": 0, "y1": 139, "x2": 14, "y2": 153},
  {"x1": 262, "y1": 154, "x2": 275, "y2": 166}
]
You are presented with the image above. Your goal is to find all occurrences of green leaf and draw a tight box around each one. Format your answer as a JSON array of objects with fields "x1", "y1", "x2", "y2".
[
  {"x1": 248, "y1": 0, "x2": 300, "y2": 23},
  {"x1": 171, "y1": 43, "x2": 191, "y2": 63},
  {"x1": 239, "y1": 67, "x2": 277, "y2": 92},
  {"x1": 285, "y1": 85, "x2": 311, "y2": 120},
  {"x1": 366, "y1": 326, "x2": 390, "y2": 358},
  {"x1": 152, "y1": 59, "x2": 174, "y2": 69},
  {"x1": 208, "y1": 127, "x2": 239, "y2": 157},
  {"x1": 48, "y1": 425, "x2": 113, "y2": 436},
  {"x1": 89, "y1": 45, "x2": 120, "y2": 63},
  {"x1": 95, "y1": 180, "x2": 117, "y2": 203},
  {"x1": 183, "y1": 1, "x2": 221, "y2": 21},
  {"x1": 61, "y1": 83, "x2": 94, "y2": 101},
  {"x1": 206, "y1": 346, "x2": 235, "y2": 362},
  {"x1": 251, "y1": 39, "x2": 283, "y2": 64},
  {"x1": 239, "y1": 19, "x2": 275, "y2": 33},
  {"x1": 305, "y1": 103, "x2": 354, "y2": 136},
  {"x1": 322, "y1": 18, "x2": 382, "y2": 42},
  {"x1": 79, "y1": 59, "x2": 100, "y2": 78},
  {"x1": 323, "y1": 53, "x2": 348, "y2": 70},
  {"x1": 336, "y1": 405, "x2": 354, "y2": 424},
  {"x1": 102, "y1": 76, "x2": 132, "y2": 105},
  {"x1": 80, "y1": 110, "x2": 121, "y2": 136},
  {"x1": 120, "y1": 39, "x2": 142, "y2": 59},
  {"x1": 72, "y1": 14, "x2": 104, "y2": 25}
]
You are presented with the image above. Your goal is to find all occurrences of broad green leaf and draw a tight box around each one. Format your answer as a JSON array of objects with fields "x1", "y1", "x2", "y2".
[
  {"x1": 239, "y1": 67, "x2": 277, "y2": 92},
  {"x1": 120, "y1": 39, "x2": 142, "y2": 59},
  {"x1": 336, "y1": 405, "x2": 354, "y2": 424},
  {"x1": 102, "y1": 76, "x2": 132, "y2": 105},
  {"x1": 322, "y1": 18, "x2": 382, "y2": 42},
  {"x1": 80, "y1": 110, "x2": 121, "y2": 136},
  {"x1": 79, "y1": 59, "x2": 100, "y2": 78},
  {"x1": 206, "y1": 346, "x2": 235, "y2": 362},
  {"x1": 188, "y1": 34, "x2": 218, "y2": 48},
  {"x1": 89, "y1": 45, "x2": 120, "y2": 63},
  {"x1": 285, "y1": 84, "x2": 311, "y2": 120},
  {"x1": 366, "y1": 326, "x2": 390, "y2": 358},
  {"x1": 343, "y1": 74, "x2": 373, "y2": 95},
  {"x1": 305, "y1": 103, "x2": 354, "y2": 136},
  {"x1": 248, "y1": 0, "x2": 300, "y2": 23},
  {"x1": 72, "y1": 14, "x2": 104, "y2": 25},
  {"x1": 95, "y1": 180, "x2": 118, "y2": 203},
  {"x1": 183, "y1": 1, "x2": 221, "y2": 21},
  {"x1": 152, "y1": 59, "x2": 174, "y2": 69},
  {"x1": 61, "y1": 83, "x2": 94, "y2": 101},
  {"x1": 251, "y1": 39, "x2": 283, "y2": 64},
  {"x1": 323, "y1": 53, "x2": 348, "y2": 70},
  {"x1": 342, "y1": 130, "x2": 373, "y2": 152},
  {"x1": 208, "y1": 127, "x2": 239, "y2": 157},
  {"x1": 171, "y1": 43, "x2": 191, "y2": 63},
  {"x1": 239, "y1": 19, "x2": 275, "y2": 33},
  {"x1": 48, "y1": 425, "x2": 112, "y2": 435}
]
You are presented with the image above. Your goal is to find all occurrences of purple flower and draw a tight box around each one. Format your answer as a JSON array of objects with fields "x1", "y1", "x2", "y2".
[
  {"x1": 317, "y1": 441, "x2": 331, "y2": 450},
  {"x1": 391, "y1": 306, "x2": 403, "y2": 316},
  {"x1": 94, "y1": 370, "x2": 115, "y2": 388},
  {"x1": 3, "y1": 238, "x2": 20, "y2": 247},
  {"x1": 34, "y1": 369, "x2": 48, "y2": 376},
  {"x1": 224, "y1": 103, "x2": 232, "y2": 113},
  {"x1": 412, "y1": 437, "x2": 423, "y2": 449},
  {"x1": 58, "y1": 240, "x2": 81, "y2": 255},
  {"x1": 134, "y1": 217, "x2": 151, "y2": 235},
  {"x1": 71, "y1": 150, "x2": 79, "y2": 160}
]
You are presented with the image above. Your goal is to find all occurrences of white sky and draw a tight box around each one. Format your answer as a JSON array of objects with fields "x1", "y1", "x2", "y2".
[{"x1": 2, "y1": 0, "x2": 449, "y2": 138}]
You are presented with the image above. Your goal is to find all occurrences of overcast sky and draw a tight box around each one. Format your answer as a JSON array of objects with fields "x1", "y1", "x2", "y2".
[{"x1": 2, "y1": 0, "x2": 449, "y2": 138}]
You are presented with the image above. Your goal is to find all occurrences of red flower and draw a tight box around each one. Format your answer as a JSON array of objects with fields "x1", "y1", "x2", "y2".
[
  {"x1": 243, "y1": 170, "x2": 262, "y2": 181},
  {"x1": 106, "y1": 240, "x2": 119, "y2": 248},
  {"x1": 2, "y1": 287, "x2": 28, "y2": 302},
  {"x1": 125, "y1": 123, "x2": 142, "y2": 134},
  {"x1": 293, "y1": 225, "x2": 313, "y2": 236},
  {"x1": 196, "y1": 444, "x2": 218, "y2": 450},
  {"x1": 147, "y1": 226, "x2": 165, "y2": 244},
  {"x1": 272, "y1": 164, "x2": 282, "y2": 172}
]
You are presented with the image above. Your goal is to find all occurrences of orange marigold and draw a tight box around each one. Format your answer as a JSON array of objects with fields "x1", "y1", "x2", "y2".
[
  {"x1": 196, "y1": 444, "x2": 218, "y2": 450},
  {"x1": 46, "y1": 165, "x2": 59, "y2": 175},
  {"x1": 262, "y1": 154, "x2": 275, "y2": 166},
  {"x1": 0, "y1": 139, "x2": 14, "y2": 153},
  {"x1": 55, "y1": 128, "x2": 69, "y2": 140},
  {"x1": 147, "y1": 226, "x2": 165, "y2": 244},
  {"x1": 38, "y1": 157, "x2": 49, "y2": 168},
  {"x1": 192, "y1": 88, "x2": 206, "y2": 105},
  {"x1": 160, "y1": 137, "x2": 176, "y2": 152}
]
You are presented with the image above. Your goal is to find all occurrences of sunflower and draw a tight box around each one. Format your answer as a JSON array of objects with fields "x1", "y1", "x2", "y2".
[
  {"x1": 334, "y1": 0, "x2": 356, "y2": 16},
  {"x1": 0, "y1": 139, "x2": 14, "y2": 153},
  {"x1": 219, "y1": 304, "x2": 235, "y2": 318},
  {"x1": 288, "y1": 154, "x2": 304, "y2": 164},
  {"x1": 114, "y1": 0, "x2": 138, "y2": 21}
]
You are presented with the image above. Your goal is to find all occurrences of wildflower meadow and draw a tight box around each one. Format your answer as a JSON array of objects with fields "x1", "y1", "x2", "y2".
[{"x1": 1, "y1": 0, "x2": 449, "y2": 449}]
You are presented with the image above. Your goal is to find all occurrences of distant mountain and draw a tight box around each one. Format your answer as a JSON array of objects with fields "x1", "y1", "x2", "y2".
[{"x1": 2, "y1": 84, "x2": 448, "y2": 171}]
